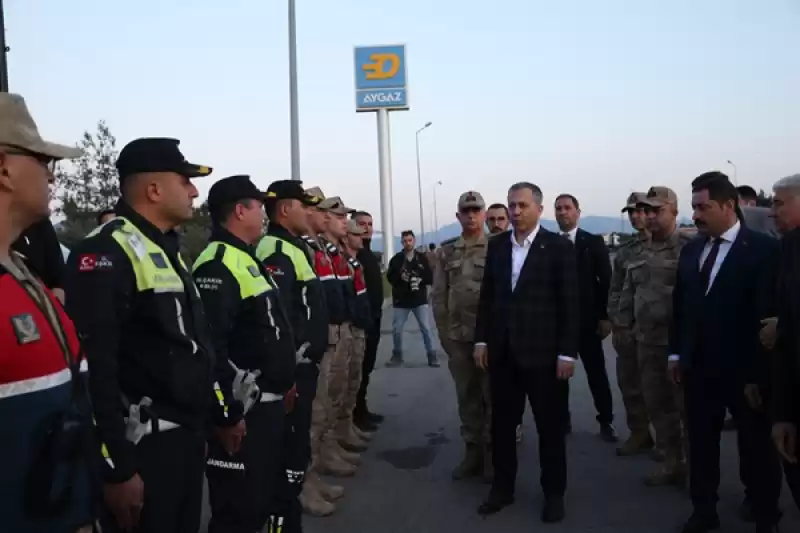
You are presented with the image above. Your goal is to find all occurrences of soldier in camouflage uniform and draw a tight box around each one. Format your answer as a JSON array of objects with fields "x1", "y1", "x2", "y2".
[
  {"x1": 432, "y1": 191, "x2": 493, "y2": 482},
  {"x1": 619, "y1": 186, "x2": 692, "y2": 487},
  {"x1": 608, "y1": 192, "x2": 654, "y2": 457}
]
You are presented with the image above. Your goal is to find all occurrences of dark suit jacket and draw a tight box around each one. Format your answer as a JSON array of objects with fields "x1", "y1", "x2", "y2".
[
  {"x1": 475, "y1": 228, "x2": 580, "y2": 368},
  {"x1": 571, "y1": 228, "x2": 612, "y2": 331},
  {"x1": 669, "y1": 226, "x2": 779, "y2": 384},
  {"x1": 774, "y1": 229, "x2": 800, "y2": 422}
]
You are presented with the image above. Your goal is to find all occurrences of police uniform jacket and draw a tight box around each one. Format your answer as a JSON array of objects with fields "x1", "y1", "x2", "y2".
[
  {"x1": 0, "y1": 254, "x2": 94, "y2": 531},
  {"x1": 319, "y1": 236, "x2": 352, "y2": 324},
  {"x1": 65, "y1": 201, "x2": 216, "y2": 483},
  {"x1": 193, "y1": 227, "x2": 297, "y2": 424},
  {"x1": 343, "y1": 251, "x2": 372, "y2": 330},
  {"x1": 256, "y1": 223, "x2": 328, "y2": 362}
]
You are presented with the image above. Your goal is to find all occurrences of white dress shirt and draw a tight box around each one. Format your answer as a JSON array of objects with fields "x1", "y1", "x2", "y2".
[
  {"x1": 511, "y1": 225, "x2": 540, "y2": 291},
  {"x1": 559, "y1": 227, "x2": 578, "y2": 244},
  {"x1": 668, "y1": 221, "x2": 741, "y2": 363}
]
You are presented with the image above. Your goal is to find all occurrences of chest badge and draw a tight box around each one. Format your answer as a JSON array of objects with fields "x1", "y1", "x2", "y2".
[
  {"x1": 149, "y1": 253, "x2": 169, "y2": 269},
  {"x1": 11, "y1": 313, "x2": 41, "y2": 345}
]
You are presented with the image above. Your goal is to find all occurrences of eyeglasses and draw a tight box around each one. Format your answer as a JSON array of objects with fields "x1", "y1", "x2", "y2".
[{"x1": 1, "y1": 144, "x2": 59, "y2": 173}]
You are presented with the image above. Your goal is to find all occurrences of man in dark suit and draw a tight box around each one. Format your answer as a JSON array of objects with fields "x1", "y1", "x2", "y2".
[
  {"x1": 669, "y1": 172, "x2": 782, "y2": 533},
  {"x1": 554, "y1": 194, "x2": 616, "y2": 441},
  {"x1": 473, "y1": 182, "x2": 579, "y2": 523}
]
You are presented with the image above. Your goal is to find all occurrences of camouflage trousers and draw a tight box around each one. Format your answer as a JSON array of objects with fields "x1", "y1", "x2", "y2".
[
  {"x1": 340, "y1": 327, "x2": 366, "y2": 421},
  {"x1": 612, "y1": 328, "x2": 650, "y2": 433},
  {"x1": 326, "y1": 323, "x2": 353, "y2": 435},
  {"x1": 309, "y1": 329, "x2": 335, "y2": 459},
  {"x1": 638, "y1": 342, "x2": 686, "y2": 460},
  {"x1": 442, "y1": 337, "x2": 491, "y2": 445}
]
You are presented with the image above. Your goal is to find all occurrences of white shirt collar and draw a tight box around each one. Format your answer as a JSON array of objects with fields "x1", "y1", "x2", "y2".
[
  {"x1": 718, "y1": 220, "x2": 741, "y2": 243},
  {"x1": 510, "y1": 225, "x2": 540, "y2": 248}
]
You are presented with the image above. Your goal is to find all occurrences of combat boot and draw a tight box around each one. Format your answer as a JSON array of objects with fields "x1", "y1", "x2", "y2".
[
  {"x1": 329, "y1": 436, "x2": 362, "y2": 466},
  {"x1": 616, "y1": 430, "x2": 655, "y2": 457},
  {"x1": 299, "y1": 480, "x2": 336, "y2": 517},
  {"x1": 644, "y1": 457, "x2": 687, "y2": 487},
  {"x1": 452, "y1": 443, "x2": 483, "y2": 481},
  {"x1": 352, "y1": 422, "x2": 373, "y2": 441},
  {"x1": 319, "y1": 444, "x2": 357, "y2": 477},
  {"x1": 338, "y1": 420, "x2": 368, "y2": 452},
  {"x1": 308, "y1": 469, "x2": 345, "y2": 502},
  {"x1": 482, "y1": 446, "x2": 494, "y2": 484}
]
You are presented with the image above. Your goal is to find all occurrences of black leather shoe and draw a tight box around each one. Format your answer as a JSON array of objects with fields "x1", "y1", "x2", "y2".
[
  {"x1": 541, "y1": 497, "x2": 565, "y2": 523},
  {"x1": 367, "y1": 410, "x2": 385, "y2": 424},
  {"x1": 740, "y1": 497, "x2": 755, "y2": 523},
  {"x1": 680, "y1": 513, "x2": 720, "y2": 533},
  {"x1": 600, "y1": 423, "x2": 618, "y2": 443},
  {"x1": 477, "y1": 492, "x2": 514, "y2": 516}
]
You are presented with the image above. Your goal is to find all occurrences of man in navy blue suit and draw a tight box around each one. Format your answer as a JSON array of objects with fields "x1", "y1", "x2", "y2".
[{"x1": 669, "y1": 172, "x2": 782, "y2": 533}]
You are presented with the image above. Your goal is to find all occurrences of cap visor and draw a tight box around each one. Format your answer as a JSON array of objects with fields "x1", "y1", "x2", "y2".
[
  {"x1": 460, "y1": 202, "x2": 485, "y2": 209},
  {"x1": 302, "y1": 194, "x2": 323, "y2": 206},
  {"x1": 621, "y1": 204, "x2": 636, "y2": 212},
  {"x1": 35, "y1": 140, "x2": 83, "y2": 160},
  {"x1": 638, "y1": 198, "x2": 667, "y2": 208},
  {"x1": 182, "y1": 163, "x2": 213, "y2": 178}
]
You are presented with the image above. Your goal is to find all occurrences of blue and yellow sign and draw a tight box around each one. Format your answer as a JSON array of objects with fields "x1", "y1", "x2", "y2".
[{"x1": 354, "y1": 45, "x2": 409, "y2": 112}]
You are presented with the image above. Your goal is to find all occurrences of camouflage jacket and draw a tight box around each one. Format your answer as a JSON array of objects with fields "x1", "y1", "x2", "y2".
[
  {"x1": 607, "y1": 233, "x2": 647, "y2": 328},
  {"x1": 619, "y1": 229, "x2": 693, "y2": 346},
  {"x1": 431, "y1": 234, "x2": 488, "y2": 342}
]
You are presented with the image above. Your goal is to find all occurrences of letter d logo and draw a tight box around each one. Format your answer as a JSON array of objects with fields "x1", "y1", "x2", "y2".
[{"x1": 363, "y1": 53, "x2": 400, "y2": 80}]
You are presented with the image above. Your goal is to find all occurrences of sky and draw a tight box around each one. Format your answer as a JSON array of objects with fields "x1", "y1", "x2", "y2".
[{"x1": 6, "y1": 0, "x2": 800, "y2": 236}]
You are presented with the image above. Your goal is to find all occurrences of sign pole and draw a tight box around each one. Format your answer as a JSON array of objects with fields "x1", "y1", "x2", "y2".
[
  {"x1": 377, "y1": 108, "x2": 394, "y2": 267},
  {"x1": 0, "y1": 0, "x2": 8, "y2": 92},
  {"x1": 288, "y1": 0, "x2": 300, "y2": 180}
]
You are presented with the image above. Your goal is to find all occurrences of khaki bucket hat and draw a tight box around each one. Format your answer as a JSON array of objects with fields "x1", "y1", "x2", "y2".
[{"x1": 0, "y1": 93, "x2": 82, "y2": 160}]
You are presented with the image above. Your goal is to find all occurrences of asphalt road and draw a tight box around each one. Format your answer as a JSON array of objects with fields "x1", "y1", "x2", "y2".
[{"x1": 204, "y1": 308, "x2": 800, "y2": 532}]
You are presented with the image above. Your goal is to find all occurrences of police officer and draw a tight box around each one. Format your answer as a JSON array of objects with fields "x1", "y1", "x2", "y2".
[
  {"x1": 618, "y1": 186, "x2": 692, "y2": 487},
  {"x1": 338, "y1": 220, "x2": 374, "y2": 453},
  {"x1": 0, "y1": 93, "x2": 95, "y2": 533},
  {"x1": 432, "y1": 191, "x2": 492, "y2": 482},
  {"x1": 65, "y1": 138, "x2": 218, "y2": 533},
  {"x1": 608, "y1": 192, "x2": 655, "y2": 457},
  {"x1": 302, "y1": 188, "x2": 360, "y2": 481},
  {"x1": 316, "y1": 195, "x2": 364, "y2": 472},
  {"x1": 255, "y1": 180, "x2": 335, "y2": 517},
  {"x1": 192, "y1": 175, "x2": 297, "y2": 533}
]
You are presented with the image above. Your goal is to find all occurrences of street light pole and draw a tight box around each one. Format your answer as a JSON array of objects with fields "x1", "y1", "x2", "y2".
[
  {"x1": 432, "y1": 180, "x2": 442, "y2": 244},
  {"x1": 0, "y1": 0, "x2": 9, "y2": 92},
  {"x1": 726, "y1": 159, "x2": 738, "y2": 185},
  {"x1": 288, "y1": 0, "x2": 300, "y2": 180},
  {"x1": 415, "y1": 121, "x2": 432, "y2": 247}
]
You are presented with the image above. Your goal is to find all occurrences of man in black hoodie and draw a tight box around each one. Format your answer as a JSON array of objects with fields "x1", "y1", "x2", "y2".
[{"x1": 351, "y1": 211, "x2": 386, "y2": 430}]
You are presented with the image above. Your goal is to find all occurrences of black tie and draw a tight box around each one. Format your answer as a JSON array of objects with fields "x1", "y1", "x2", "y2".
[{"x1": 699, "y1": 237, "x2": 723, "y2": 292}]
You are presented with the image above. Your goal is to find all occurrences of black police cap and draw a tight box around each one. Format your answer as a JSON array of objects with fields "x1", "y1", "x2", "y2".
[
  {"x1": 207, "y1": 175, "x2": 266, "y2": 216},
  {"x1": 115, "y1": 137, "x2": 212, "y2": 182},
  {"x1": 265, "y1": 180, "x2": 320, "y2": 206}
]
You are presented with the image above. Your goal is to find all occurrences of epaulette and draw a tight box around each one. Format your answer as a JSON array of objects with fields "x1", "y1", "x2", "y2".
[{"x1": 439, "y1": 236, "x2": 459, "y2": 248}]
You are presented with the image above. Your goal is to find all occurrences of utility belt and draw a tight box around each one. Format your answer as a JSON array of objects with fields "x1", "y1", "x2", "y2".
[
  {"x1": 227, "y1": 342, "x2": 311, "y2": 415},
  {"x1": 122, "y1": 396, "x2": 181, "y2": 446}
]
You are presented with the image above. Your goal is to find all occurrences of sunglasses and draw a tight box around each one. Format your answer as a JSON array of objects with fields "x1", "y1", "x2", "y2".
[{"x1": 1, "y1": 144, "x2": 58, "y2": 173}]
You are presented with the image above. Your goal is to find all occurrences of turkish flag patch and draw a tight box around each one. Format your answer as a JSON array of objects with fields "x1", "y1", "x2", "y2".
[{"x1": 78, "y1": 254, "x2": 97, "y2": 272}]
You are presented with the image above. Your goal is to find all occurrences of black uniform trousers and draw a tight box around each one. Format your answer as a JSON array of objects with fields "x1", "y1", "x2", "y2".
[
  {"x1": 684, "y1": 371, "x2": 782, "y2": 524},
  {"x1": 739, "y1": 388, "x2": 800, "y2": 511},
  {"x1": 356, "y1": 313, "x2": 382, "y2": 414},
  {"x1": 562, "y1": 327, "x2": 614, "y2": 426},
  {"x1": 100, "y1": 427, "x2": 206, "y2": 533},
  {"x1": 206, "y1": 400, "x2": 286, "y2": 533},
  {"x1": 273, "y1": 361, "x2": 320, "y2": 533},
  {"x1": 490, "y1": 347, "x2": 568, "y2": 499}
]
